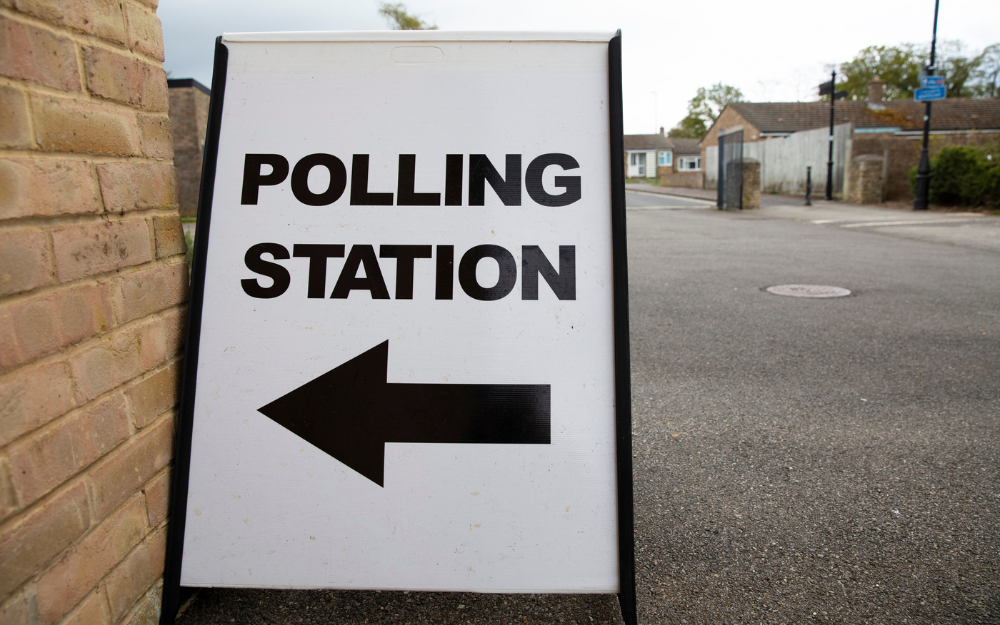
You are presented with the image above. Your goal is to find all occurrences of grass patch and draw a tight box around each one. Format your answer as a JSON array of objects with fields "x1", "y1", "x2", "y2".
[
  {"x1": 181, "y1": 216, "x2": 197, "y2": 223},
  {"x1": 184, "y1": 230, "x2": 194, "y2": 267}
]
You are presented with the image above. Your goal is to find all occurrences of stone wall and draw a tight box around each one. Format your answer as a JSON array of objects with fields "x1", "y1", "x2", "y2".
[
  {"x1": 0, "y1": 1, "x2": 184, "y2": 623},
  {"x1": 846, "y1": 154, "x2": 884, "y2": 205},
  {"x1": 848, "y1": 131, "x2": 999, "y2": 201},
  {"x1": 741, "y1": 159, "x2": 761, "y2": 209},
  {"x1": 167, "y1": 81, "x2": 209, "y2": 217}
]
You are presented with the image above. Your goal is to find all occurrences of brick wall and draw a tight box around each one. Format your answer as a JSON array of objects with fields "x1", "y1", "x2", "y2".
[
  {"x1": 658, "y1": 170, "x2": 703, "y2": 188},
  {"x1": 0, "y1": 1, "x2": 185, "y2": 623},
  {"x1": 849, "y1": 131, "x2": 999, "y2": 201},
  {"x1": 166, "y1": 83, "x2": 208, "y2": 218}
]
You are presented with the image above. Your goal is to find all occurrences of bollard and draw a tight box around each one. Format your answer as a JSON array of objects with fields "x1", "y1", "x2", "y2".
[{"x1": 805, "y1": 166, "x2": 812, "y2": 206}]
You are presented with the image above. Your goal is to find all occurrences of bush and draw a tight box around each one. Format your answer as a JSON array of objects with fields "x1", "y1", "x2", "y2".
[{"x1": 910, "y1": 145, "x2": 1000, "y2": 206}]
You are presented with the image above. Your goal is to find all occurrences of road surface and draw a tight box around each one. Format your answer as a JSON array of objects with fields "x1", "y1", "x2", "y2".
[{"x1": 177, "y1": 194, "x2": 999, "y2": 625}]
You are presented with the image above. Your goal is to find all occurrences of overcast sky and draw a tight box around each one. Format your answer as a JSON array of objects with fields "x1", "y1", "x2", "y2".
[{"x1": 160, "y1": 0, "x2": 999, "y2": 134}]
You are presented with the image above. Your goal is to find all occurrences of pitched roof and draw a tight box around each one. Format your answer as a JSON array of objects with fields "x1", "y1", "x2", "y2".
[
  {"x1": 623, "y1": 135, "x2": 701, "y2": 153},
  {"x1": 669, "y1": 138, "x2": 701, "y2": 155},
  {"x1": 726, "y1": 99, "x2": 1000, "y2": 134},
  {"x1": 623, "y1": 133, "x2": 673, "y2": 150}
]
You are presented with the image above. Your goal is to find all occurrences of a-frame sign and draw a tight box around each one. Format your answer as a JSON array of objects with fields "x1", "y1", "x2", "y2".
[{"x1": 161, "y1": 30, "x2": 634, "y2": 625}]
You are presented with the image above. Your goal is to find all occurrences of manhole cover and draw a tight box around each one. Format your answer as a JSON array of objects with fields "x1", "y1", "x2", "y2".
[{"x1": 766, "y1": 284, "x2": 851, "y2": 298}]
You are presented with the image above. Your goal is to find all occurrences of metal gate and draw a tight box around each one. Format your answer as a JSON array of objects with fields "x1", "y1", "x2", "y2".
[{"x1": 717, "y1": 130, "x2": 744, "y2": 209}]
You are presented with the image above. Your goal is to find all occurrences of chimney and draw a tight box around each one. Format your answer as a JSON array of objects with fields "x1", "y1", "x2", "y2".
[
  {"x1": 659, "y1": 126, "x2": 664, "y2": 136},
  {"x1": 868, "y1": 77, "x2": 885, "y2": 103}
]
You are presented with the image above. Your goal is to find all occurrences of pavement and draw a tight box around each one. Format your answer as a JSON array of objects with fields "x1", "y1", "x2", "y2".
[{"x1": 177, "y1": 190, "x2": 999, "y2": 624}]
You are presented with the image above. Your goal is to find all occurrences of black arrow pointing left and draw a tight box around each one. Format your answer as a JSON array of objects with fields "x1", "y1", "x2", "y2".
[{"x1": 257, "y1": 341, "x2": 550, "y2": 486}]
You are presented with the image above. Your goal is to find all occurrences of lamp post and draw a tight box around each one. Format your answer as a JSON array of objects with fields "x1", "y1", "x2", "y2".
[{"x1": 913, "y1": 0, "x2": 941, "y2": 211}]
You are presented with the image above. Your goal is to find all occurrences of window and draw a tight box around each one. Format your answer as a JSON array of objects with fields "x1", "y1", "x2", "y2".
[
  {"x1": 678, "y1": 156, "x2": 701, "y2": 171},
  {"x1": 630, "y1": 153, "x2": 637, "y2": 165},
  {"x1": 658, "y1": 151, "x2": 672, "y2": 167}
]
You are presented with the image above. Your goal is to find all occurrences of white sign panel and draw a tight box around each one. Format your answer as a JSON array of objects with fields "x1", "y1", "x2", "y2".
[{"x1": 166, "y1": 31, "x2": 631, "y2": 611}]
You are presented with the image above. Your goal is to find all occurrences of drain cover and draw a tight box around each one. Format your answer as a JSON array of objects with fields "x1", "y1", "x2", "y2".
[{"x1": 766, "y1": 284, "x2": 851, "y2": 298}]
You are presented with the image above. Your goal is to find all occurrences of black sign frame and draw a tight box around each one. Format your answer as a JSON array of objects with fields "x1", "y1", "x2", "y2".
[{"x1": 160, "y1": 31, "x2": 634, "y2": 625}]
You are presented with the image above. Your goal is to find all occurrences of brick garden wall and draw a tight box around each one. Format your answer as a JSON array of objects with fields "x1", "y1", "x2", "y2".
[
  {"x1": 658, "y1": 170, "x2": 703, "y2": 188},
  {"x1": 167, "y1": 84, "x2": 208, "y2": 218},
  {"x1": 0, "y1": 1, "x2": 185, "y2": 623},
  {"x1": 849, "y1": 131, "x2": 999, "y2": 201}
]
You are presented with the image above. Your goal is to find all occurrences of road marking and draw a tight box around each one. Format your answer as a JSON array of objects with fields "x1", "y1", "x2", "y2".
[
  {"x1": 626, "y1": 190, "x2": 716, "y2": 205},
  {"x1": 627, "y1": 205, "x2": 710, "y2": 210},
  {"x1": 841, "y1": 218, "x2": 986, "y2": 228}
]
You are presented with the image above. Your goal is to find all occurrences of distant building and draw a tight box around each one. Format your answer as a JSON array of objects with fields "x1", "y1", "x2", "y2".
[
  {"x1": 701, "y1": 82, "x2": 1000, "y2": 200},
  {"x1": 168, "y1": 78, "x2": 211, "y2": 217},
  {"x1": 624, "y1": 128, "x2": 703, "y2": 187}
]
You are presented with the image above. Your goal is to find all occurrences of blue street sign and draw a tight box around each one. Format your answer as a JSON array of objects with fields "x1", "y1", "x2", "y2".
[
  {"x1": 921, "y1": 76, "x2": 944, "y2": 88},
  {"x1": 915, "y1": 86, "x2": 946, "y2": 102}
]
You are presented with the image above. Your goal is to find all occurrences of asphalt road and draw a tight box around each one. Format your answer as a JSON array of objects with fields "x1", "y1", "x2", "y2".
[{"x1": 177, "y1": 194, "x2": 999, "y2": 624}]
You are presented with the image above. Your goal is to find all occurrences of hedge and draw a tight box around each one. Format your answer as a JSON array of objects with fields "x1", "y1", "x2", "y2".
[{"x1": 909, "y1": 145, "x2": 1000, "y2": 206}]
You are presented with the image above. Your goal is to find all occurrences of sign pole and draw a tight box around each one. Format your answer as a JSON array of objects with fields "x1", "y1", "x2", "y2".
[
  {"x1": 914, "y1": 0, "x2": 941, "y2": 211},
  {"x1": 825, "y1": 70, "x2": 835, "y2": 201}
]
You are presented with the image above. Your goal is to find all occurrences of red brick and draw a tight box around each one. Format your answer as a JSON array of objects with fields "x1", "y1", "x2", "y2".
[
  {"x1": 31, "y1": 94, "x2": 142, "y2": 156},
  {"x1": 126, "y1": 360, "x2": 179, "y2": 429},
  {"x1": 0, "y1": 158, "x2": 102, "y2": 220},
  {"x1": 51, "y1": 219, "x2": 152, "y2": 282},
  {"x1": 105, "y1": 524, "x2": 166, "y2": 621},
  {"x1": 137, "y1": 113, "x2": 173, "y2": 160},
  {"x1": 86, "y1": 414, "x2": 173, "y2": 519},
  {"x1": 152, "y1": 215, "x2": 185, "y2": 259},
  {"x1": 0, "y1": 282, "x2": 114, "y2": 371},
  {"x1": 83, "y1": 46, "x2": 167, "y2": 111},
  {"x1": 0, "y1": 481, "x2": 91, "y2": 599},
  {"x1": 0, "y1": 228, "x2": 51, "y2": 296},
  {"x1": 124, "y1": 3, "x2": 163, "y2": 62},
  {"x1": 0, "y1": 85, "x2": 31, "y2": 149},
  {"x1": 0, "y1": 591, "x2": 33, "y2": 625},
  {"x1": 113, "y1": 263, "x2": 188, "y2": 325},
  {"x1": 96, "y1": 162, "x2": 177, "y2": 213},
  {"x1": 61, "y1": 587, "x2": 110, "y2": 625},
  {"x1": 8, "y1": 393, "x2": 129, "y2": 506},
  {"x1": 35, "y1": 495, "x2": 147, "y2": 625},
  {"x1": 0, "y1": 362, "x2": 74, "y2": 446},
  {"x1": 11, "y1": 0, "x2": 127, "y2": 45},
  {"x1": 0, "y1": 14, "x2": 81, "y2": 91},
  {"x1": 141, "y1": 468, "x2": 169, "y2": 527},
  {"x1": 68, "y1": 316, "x2": 166, "y2": 401}
]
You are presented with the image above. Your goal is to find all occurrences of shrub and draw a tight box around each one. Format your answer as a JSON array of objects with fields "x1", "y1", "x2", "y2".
[{"x1": 910, "y1": 145, "x2": 1000, "y2": 206}]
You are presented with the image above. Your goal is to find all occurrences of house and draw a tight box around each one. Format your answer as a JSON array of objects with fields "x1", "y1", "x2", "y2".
[
  {"x1": 700, "y1": 81, "x2": 1000, "y2": 200},
  {"x1": 624, "y1": 129, "x2": 703, "y2": 187},
  {"x1": 167, "y1": 78, "x2": 211, "y2": 217}
]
